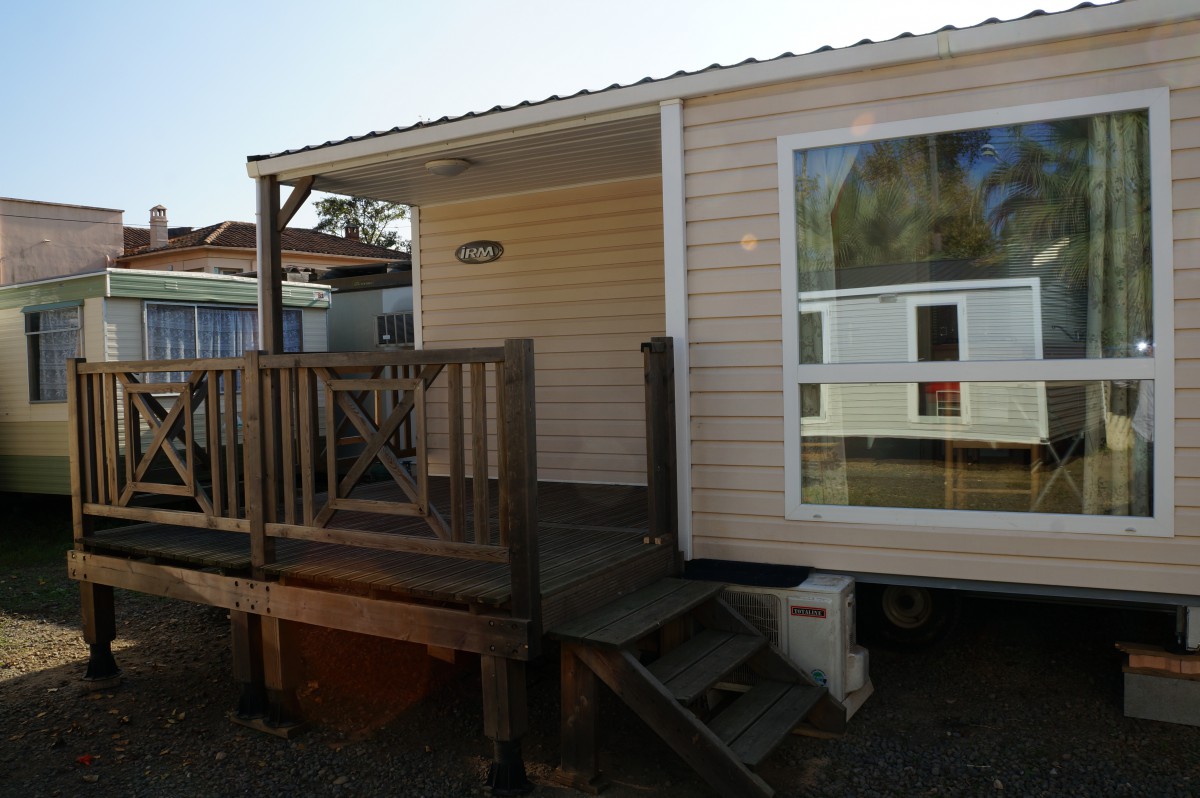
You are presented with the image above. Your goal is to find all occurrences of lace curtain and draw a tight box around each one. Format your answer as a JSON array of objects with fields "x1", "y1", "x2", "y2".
[{"x1": 145, "y1": 304, "x2": 303, "y2": 382}]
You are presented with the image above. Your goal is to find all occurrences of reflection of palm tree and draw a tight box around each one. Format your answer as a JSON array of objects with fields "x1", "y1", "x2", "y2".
[
  {"x1": 832, "y1": 178, "x2": 934, "y2": 267},
  {"x1": 979, "y1": 119, "x2": 1093, "y2": 286},
  {"x1": 979, "y1": 115, "x2": 1151, "y2": 337}
]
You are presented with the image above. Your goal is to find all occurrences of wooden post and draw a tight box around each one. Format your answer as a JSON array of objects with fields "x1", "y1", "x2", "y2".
[
  {"x1": 66, "y1": 358, "x2": 91, "y2": 547},
  {"x1": 255, "y1": 175, "x2": 284, "y2": 354},
  {"x1": 244, "y1": 351, "x2": 272, "y2": 570},
  {"x1": 555, "y1": 643, "x2": 607, "y2": 793},
  {"x1": 482, "y1": 654, "x2": 531, "y2": 793},
  {"x1": 253, "y1": 173, "x2": 300, "y2": 730},
  {"x1": 642, "y1": 337, "x2": 677, "y2": 541},
  {"x1": 230, "y1": 610, "x2": 266, "y2": 719},
  {"x1": 501, "y1": 339, "x2": 540, "y2": 654},
  {"x1": 70, "y1": 358, "x2": 120, "y2": 682},
  {"x1": 260, "y1": 615, "x2": 301, "y2": 728}
]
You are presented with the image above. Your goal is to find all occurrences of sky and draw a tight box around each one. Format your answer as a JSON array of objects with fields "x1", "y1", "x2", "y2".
[{"x1": 1, "y1": 0, "x2": 1099, "y2": 241}]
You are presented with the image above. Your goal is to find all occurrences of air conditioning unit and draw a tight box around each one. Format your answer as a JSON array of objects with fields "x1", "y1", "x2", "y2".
[{"x1": 724, "y1": 573, "x2": 873, "y2": 718}]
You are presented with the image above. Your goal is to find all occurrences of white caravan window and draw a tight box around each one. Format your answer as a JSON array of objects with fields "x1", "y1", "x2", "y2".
[
  {"x1": 778, "y1": 90, "x2": 1174, "y2": 536},
  {"x1": 25, "y1": 305, "x2": 82, "y2": 402}
]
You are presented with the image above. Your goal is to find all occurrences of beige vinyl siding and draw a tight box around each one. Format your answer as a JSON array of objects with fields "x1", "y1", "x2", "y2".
[
  {"x1": 301, "y1": 307, "x2": 328, "y2": 353},
  {"x1": 104, "y1": 297, "x2": 145, "y2": 361},
  {"x1": 0, "y1": 306, "x2": 31, "y2": 419},
  {"x1": 419, "y1": 178, "x2": 664, "y2": 484},
  {"x1": 682, "y1": 19, "x2": 1200, "y2": 595}
]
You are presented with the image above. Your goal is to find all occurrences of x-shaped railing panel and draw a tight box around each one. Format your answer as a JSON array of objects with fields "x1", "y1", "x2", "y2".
[
  {"x1": 115, "y1": 370, "x2": 213, "y2": 514},
  {"x1": 310, "y1": 363, "x2": 449, "y2": 539}
]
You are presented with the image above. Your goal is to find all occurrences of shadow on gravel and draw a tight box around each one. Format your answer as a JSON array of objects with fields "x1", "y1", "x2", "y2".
[
  {"x1": 4, "y1": 581, "x2": 1198, "y2": 798},
  {"x1": 753, "y1": 597, "x2": 1200, "y2": 798}
]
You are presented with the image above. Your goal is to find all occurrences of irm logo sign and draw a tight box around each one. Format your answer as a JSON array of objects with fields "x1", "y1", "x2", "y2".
[{"x1": 455, "y1": 241, "x2": 504, "y2": 264}]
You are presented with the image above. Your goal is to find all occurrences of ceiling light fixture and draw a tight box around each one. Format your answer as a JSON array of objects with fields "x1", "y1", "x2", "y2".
[{"x1": 425, "y1": 158, "x2": 471, "y2": 177}]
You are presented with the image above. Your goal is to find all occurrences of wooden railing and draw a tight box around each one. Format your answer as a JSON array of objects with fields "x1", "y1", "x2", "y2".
[{"x1": 68, "y1": 340, "x2": 540, "y2": 629}]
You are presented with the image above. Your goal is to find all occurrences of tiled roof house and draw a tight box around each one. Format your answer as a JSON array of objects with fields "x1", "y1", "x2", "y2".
[{"x1": 118, "y1": 206, "x2": 408, "y2": 278}]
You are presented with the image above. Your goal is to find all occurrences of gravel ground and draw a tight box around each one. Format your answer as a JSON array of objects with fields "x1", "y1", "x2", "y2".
[{"x1": 3, "y1": 562, "x2": 1199, "y2": 798}]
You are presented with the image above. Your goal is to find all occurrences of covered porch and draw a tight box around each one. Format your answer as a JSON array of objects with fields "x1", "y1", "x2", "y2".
[{"x1": 70, "y1": 92, "x2": 701, "y2": 790}]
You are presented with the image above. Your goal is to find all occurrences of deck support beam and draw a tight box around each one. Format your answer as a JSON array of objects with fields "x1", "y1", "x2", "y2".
[
  {"x1": 481, "y1": 655, "x2": 532, "y2": 795},
  {"x1": 231, "y1": 610, "x2": 267, "y2": 719},
  {"x1": 68, "y1": 552, "x2": 532, "y2": 657},
  {"x1": 555, "y1": 643, "x2": 607, "y2": 793},
  {"x1": 261, "y1": 615, "x2": 302, "y2": 727},
  {"x1": 80, "y1": 582, "x2": 119, "y2": 682}
]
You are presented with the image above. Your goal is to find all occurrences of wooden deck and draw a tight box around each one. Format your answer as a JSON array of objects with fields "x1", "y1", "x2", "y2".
[
  {"x1": 80, "y1": 479, "x2": 674, "y2": 629},
  {"x1": 66, "y1": 339, "x2": 680, "y2": 776}
]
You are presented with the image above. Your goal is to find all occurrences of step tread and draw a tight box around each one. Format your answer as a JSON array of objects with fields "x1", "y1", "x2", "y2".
[
  {"x1": 649, "y1": 630, "x2": 767, "y2": 704},
  {"x1": 711, "y1": 681, "x2": 825, "y2": 767},
  {"x1": 549, "y1": 578, "x2": 726, "y2": 648}
]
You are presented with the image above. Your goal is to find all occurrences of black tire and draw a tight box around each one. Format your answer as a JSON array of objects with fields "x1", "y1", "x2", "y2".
[{"x1": 858, "y1": 584, "x2": 960, "y2": 646}]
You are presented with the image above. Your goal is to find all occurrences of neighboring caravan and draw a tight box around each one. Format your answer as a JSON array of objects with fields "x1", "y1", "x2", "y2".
[{"x1": 0, "y1": 269, "x2": 329, "y2": 493}]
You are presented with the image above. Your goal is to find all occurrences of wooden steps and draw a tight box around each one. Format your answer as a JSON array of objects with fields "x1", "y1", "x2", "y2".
[
  {"x1": 648, "y1": 629, "x2": 765, "y2": 704},
  {"x1": 711, "y1": 681, "x2": 825, "y2": 767},
  {"x1": 550, "y1": 578, "x2": 846, "y2": 797}
]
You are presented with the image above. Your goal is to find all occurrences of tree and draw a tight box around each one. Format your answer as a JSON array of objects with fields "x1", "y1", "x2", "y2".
[{"x1": 312, "y1": 196, "x2": 408, "y2": 251}]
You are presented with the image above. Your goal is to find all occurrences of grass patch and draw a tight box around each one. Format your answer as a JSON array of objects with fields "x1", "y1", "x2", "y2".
[{"x1": 0, "y1": 493, "x2": 74, "y2": 569}]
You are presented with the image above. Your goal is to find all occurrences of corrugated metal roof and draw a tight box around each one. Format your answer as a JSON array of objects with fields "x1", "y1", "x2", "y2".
[
  {"x1": 107, "y1": 269, "x2": 332, "y2": 308},
  {"x1": 248, "y1": 2, "x2": 1111, "y2": 164}
]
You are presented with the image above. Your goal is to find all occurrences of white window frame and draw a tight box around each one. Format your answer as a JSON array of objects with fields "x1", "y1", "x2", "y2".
[
  {"x1": 25, "y1": 303, "x2": 83, "y2": 403},
  {"x1": 777, "y1": 88, "x2": 1174, "y2": 537}
]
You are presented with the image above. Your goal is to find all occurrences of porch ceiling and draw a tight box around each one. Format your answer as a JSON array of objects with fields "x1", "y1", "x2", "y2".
[{"x1": 291, "y1": 111, "x2": 663, "y2": 207}]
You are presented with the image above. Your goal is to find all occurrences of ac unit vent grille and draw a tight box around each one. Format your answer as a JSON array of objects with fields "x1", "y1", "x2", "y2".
[
  {"x1": 376, "y1": 311, "x2": 414, "y2": 347},
  {"x1": 724, "y1": 589, "x2": 781, "y2": 646}
]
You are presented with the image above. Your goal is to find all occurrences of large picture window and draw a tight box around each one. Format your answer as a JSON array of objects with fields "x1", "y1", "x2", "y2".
[
  {"x1": 778, "y1": 90, "x2": 1173, "y2": 536},
  {"x1": 25, "y1": 305, "x2": 81, "y2": 402}
]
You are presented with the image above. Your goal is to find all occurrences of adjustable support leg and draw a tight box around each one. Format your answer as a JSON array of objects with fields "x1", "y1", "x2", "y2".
[
  {"x1": 261, "y1": 617, "x2": 302, "y2": 728},
  {"x1": 80, "y1": 582, "x2": 119, "y2": 682},
  {"x1": 231, "y1": 610, "x2": 267, "y2": 719},
  {"x1": 481, "y1": 655, "x2": 532, "y2": 795}
]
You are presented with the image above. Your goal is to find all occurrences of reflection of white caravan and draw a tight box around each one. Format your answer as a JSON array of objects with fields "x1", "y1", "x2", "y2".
[{"x1": 800, "y1": 277, "x2": 1063, "y2": 446}]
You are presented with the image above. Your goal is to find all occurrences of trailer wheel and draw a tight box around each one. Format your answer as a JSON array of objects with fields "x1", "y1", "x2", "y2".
[{"x1": 860, "y1": 584, "x2": 959, "y2": 646}]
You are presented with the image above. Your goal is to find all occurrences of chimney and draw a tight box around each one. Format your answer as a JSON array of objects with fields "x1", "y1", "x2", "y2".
[
  {"x1": 344, "y1": 224, "x2": 360, "y2": 241},
  {"x1": 149, "y1": 205, "x2": 169, "y2": 248}
]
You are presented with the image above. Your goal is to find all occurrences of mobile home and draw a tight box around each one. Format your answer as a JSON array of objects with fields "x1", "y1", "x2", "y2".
[
  {"x1": 247, "y1": 0, "x2": 1196, "y2": 602},
  {"x1": 65, "y1": 2, "x2": 1200, "y2": 793}
]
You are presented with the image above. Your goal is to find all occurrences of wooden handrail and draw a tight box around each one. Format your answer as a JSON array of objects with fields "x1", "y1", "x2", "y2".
[
  {"x1": 76, "y1": 356, "x2": 243, "y2": 374},
  {"x1": 260, "y1": 348, "x2": 505, "y2": 369}
]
